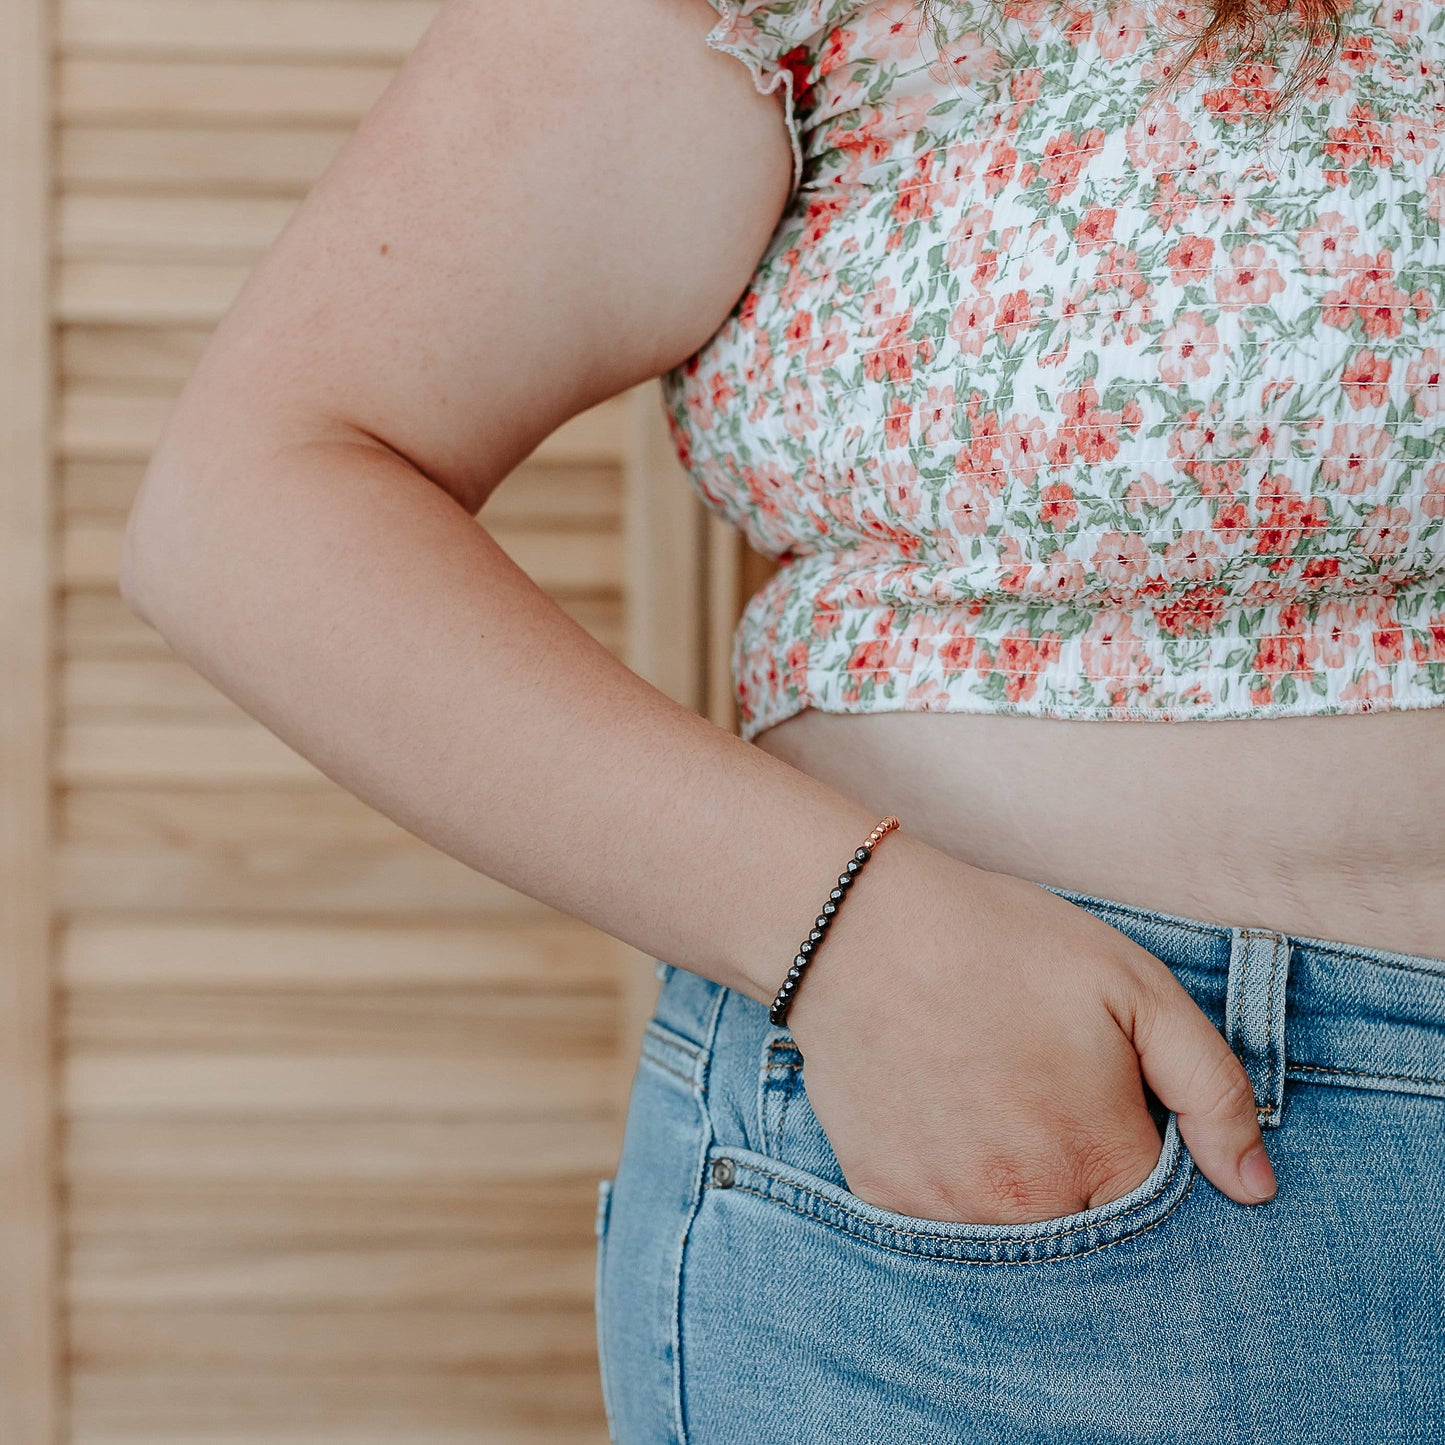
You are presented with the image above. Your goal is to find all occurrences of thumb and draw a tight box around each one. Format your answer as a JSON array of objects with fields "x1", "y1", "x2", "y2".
[{"x1": 1120, "y1": 970, "x2": 1278, "y2": 1206}]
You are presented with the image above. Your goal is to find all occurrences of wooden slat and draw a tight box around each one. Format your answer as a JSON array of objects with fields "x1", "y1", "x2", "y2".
[
  {"x1": 66, "y1": 1177, "x2": 598, "y2": 1243},
  {"x1": 58, "y1": 194, "x2": 293, "y2": 258},
  {"x1": 61, "y1": 919, "x2": 619, "y2": 988},
  {"x1": 0, "y1": 0, "x2": 61, "y2": 1437},
  {"x1": 59, "y1": 58, "x2": 393, "y2": 123},
  {"x1": 65, "y1": 1052, "x2": 611, "y2": 1119},
  {"x1": 65, "y1": 1117, "x2": 620, "y2": 1183},
  {"x1": 59, "y1": 0, "x2": 437, "y2": 61},
  {"x1": 56, "y1": 386, "x2": 629, "y2": 463},
  {"x1": 61, "y1": 587, "x2": 624, "y2": 661},
  {"x1": 54, "y1": 841, "x2": 563, "y2": 917},
  {"x1": 68, "y1": 1240, "x2": 595, "y2": 1308},
  {"x1": 58, "y1": 125, "x2": 349, "y2": 192}
]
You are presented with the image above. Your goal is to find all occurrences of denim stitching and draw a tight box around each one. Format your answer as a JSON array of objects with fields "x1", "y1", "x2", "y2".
[
  {"x1": 718, "y1": 1168, "x2": 1200, "y2": 1267},
  {"x1": 1288, "y1": 1060, "x2": 1445, "y2": 1088},
  {"x1": 719, "y1": 1128, "x2": 1188, "y2": 1249}
]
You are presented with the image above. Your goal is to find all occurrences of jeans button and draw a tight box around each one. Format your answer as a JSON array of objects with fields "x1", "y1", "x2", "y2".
[{"x1": 710, "y1": 1157, "x2": 736, "y2": 1188}]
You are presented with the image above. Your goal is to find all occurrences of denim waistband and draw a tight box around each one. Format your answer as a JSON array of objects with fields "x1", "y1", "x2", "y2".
[{"x1": 647, "y1": 883, "x2": 1445, "y2": 1124}]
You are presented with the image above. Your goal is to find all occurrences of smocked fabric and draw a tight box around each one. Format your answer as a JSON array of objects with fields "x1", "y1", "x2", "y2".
[{"x1": 664, "y1": 0, "x2": 1445, "y2": 741}]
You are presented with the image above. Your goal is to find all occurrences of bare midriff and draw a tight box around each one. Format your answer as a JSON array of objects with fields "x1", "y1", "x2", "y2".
[{"x1": 751, "y1": 706, "x2": 1445, "y2": 961}]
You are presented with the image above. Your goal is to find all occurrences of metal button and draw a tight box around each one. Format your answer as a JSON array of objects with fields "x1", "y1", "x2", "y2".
[{"x1": 710, "y1": 1157, "x2": 736, "y2": 1188}]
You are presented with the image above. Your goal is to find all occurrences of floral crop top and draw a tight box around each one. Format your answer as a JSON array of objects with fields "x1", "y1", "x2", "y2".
[{"x1": 661, "y1": 0, "x2": 1445, "y2": 742}]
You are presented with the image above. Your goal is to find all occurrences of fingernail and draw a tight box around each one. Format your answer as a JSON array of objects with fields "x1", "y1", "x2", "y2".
[{"x1": 1240, "y1": 1143, "x2": 1277, "y2": 1203}]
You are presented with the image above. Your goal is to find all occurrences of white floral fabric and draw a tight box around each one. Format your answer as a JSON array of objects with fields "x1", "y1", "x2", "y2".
[{"x1": 665, "y1": 0, "x2": 1445, "y2": 741}]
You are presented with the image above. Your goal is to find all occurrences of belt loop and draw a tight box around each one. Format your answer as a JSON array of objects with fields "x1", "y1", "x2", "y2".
[{"x1": 1225, "y1": 927, "x2": 1292, "y2": 1129}]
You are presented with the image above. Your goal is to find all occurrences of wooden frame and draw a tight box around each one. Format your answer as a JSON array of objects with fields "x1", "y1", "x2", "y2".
[{"x1": 0, "y1": 0, "x2": 61, "y2": 1439}]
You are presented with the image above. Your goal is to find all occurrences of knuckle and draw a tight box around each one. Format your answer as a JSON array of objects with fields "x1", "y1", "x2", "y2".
[
  {"x1": 1190, "y1": 1046, "x2": 1257, "y2": 1122},
  {"x1": 975, "y1": 1151, "x2": 1067, "y2": 1223},
  {"x1": 1066, "y1": 1129, "x2": 1157, "y2": 1206}
]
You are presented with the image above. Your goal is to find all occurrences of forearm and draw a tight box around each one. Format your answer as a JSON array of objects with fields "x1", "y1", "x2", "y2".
[{"x1": 121, "y1": 431, "x2": 955, "y2": 1003}]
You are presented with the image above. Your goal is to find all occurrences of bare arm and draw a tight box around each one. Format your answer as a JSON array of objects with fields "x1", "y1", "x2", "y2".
[
  {"x1": 122, "y1": 0, "x2": 1275, "y2": 1220},
  {"x1": 120, "y1": 0, "x2": 898, "y2": 1003}
]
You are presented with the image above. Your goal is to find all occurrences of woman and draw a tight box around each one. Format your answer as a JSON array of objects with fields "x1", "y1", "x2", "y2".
[{"x1": 120, "y1": 0, "x2": 1444, "y2": 1438}]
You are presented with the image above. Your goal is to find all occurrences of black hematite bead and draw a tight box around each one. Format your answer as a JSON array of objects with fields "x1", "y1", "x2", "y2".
[
  {"x1": 809, "y1": 928, "x2": 824, "y2": 943},
  {"x1": 799, "y1": 939, "x2": 814, "y2": 956},
  {"x1": 787, "y1": 967, "x2": 800, "y2": 980},
  {"x1": 846, "y1": 859, "x2": 861, "y2": 874},
  {"x1": 855, "y1": 847, "x2": 870, "y2": 862},
  {"x1": 829, "y1": 888, "x2": 843, "y2": 902},
  {"x1": 822, "y1": 900, "x2": 837, "y2": 916},
  {"x1": 837, "y1": 873, "x2": 854, "y2": 888},
  {"x1": 815, "y1": 914, "x2": 830, "y2": 930},
  {"x1": 793, "y1": 954, "x2": 807, "y2": 968}
]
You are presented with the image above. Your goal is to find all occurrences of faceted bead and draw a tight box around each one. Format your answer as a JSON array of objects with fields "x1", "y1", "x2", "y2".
[
  {"x1": 787, "y1": 967, "x2": 800, "y2": 980},
  {"x1": 855, "y1": 847, "x2": 870, "y2": 862},
  {"x1": 809, "y1": 928, "x2": 823, "y2": 943},
  {"x1": 822, "y1": 901, "x2": 837, "y2": 916},
  {"x1": 829, "y1": 888, "x2": 843, "y2": 902},
  {"x1": 846, "y1": 859, "x2": 861, "y2": 874},
  {"x1": 815, "y1": 915, "x2": 830, "y2": 930},
  {"x1": 837, "y1": 873, "x2": 854, "y2": 888},
  {"x1": 794, "y1": 954, "x2": 807, "y2": 969},
  {"x1": 799, "y1": 940, "x2": 814, "y2": 956}
]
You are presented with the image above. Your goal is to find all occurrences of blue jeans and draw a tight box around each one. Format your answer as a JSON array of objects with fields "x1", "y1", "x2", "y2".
[{"x1": 593, "y1": 884, "x2": 1445, "y2": 1443}]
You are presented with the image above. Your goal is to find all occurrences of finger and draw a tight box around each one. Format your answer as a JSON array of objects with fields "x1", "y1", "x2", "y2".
[{"x1": 1117, "y1": 970, "x2": 1278, "y2": 1206}]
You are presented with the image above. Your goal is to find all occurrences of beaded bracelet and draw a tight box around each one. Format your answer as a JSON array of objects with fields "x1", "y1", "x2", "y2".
[{"x1": 768, "y1": 816, "x2": 901, "y2": 1028}]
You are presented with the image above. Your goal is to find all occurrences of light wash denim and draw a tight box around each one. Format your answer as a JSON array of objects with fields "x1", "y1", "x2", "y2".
[{"x1": 593, "y1": 883, "x2": 1445, "y2": 1443}]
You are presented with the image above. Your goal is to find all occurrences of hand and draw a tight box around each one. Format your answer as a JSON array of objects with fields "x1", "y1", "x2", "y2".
[{"x1": 784, "y1": 849, "x2": 1277, "y2": 1225}]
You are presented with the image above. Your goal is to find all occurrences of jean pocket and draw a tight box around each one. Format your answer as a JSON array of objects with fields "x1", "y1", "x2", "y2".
[{"x1": 738, "y1": 1028, "x2": 1197, "y2": 1265}]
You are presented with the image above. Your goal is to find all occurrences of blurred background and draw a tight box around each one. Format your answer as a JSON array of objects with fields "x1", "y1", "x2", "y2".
[{"x1": 0, "y1": 2, "x2": 777, "y2": 1441}]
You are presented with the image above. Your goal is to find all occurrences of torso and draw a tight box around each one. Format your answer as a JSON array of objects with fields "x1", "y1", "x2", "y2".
[
  {"x1": 753, "y1": 705, "x2": 1445, "y2": 958},
  {"x1": 675, "y1": 0, "x2": 1445, "y2": 957}
]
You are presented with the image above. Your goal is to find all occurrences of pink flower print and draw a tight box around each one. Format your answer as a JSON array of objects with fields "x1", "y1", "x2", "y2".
[
  {"x1": 884, "y1": 397, "x2": 913, "y2": 449},
  {"x1": 937, "y1": 142, "x2": 988, "y2": 209},
  {"x1": 1356, "y1": 504, "x2": 1413, "y2": 563},
  {"x1": 806, "y1": 316, "x2": 848, "y2": 375},
  {"x1": 921, "y1": 385, "x2": 956, "y2": 446},
  {"x1": 1427, "y1": 173, "x2": 1445, "y2": 225},
  {"x1": 1375, "y1": 0, "x2": 1422, "y2": 40},
  {"x1": 948, "y1": 291, "x2": 996, "y2": 357},
  {"x1": 1074, "y1": 206, "x2": 1117, "y2": 253},
  {"x1": 1165, "y1": 234, "x2": 1214, "y2": 285},
  {"x1": 1315, "y1": 603, "x2": 1362, "y2": 670},
  {"x1": 1323, "y1": 252, "x2": 1413, "y2": 341},
  {"x1": 783, "y1": 311, "x2": 813, "y2": 358},
  {"x1": 1406, "y1": 348, "x2": 1444, "y2": 418},
  {"x1": 1341, "y1": 674, "x2": 1394, "y2": 707},
  {"x1": 1361, "y1": 593, "x2": 1406, "y2": 664},
  {"x1": 1124, "y1": 471, "x2": 1172, "y2": 513},
  {"x1": 1252, "y1": 616, "x2": 1320, "y2": 683},
  {"x1": 860, "y1": 278, "x2": 899, "y2": 331},
  {"x1": 1034, "y1": 552, "x2": 1088, "y2": 600},
  {"x1": 1320, "y1": 423, "x2": 1391, "y2": 493},
  {"x1": 1039, "y1": 481, "x2": 1077, "y2": 530},
  {"x1": 990, "y1": 630, "x2": 1062, "y2": 703},
  {"x1": 1252, "y1": 481, "x2": 1329, "y2": 565},
  {"x1": 994, "y1": 289, "x2": 1034, "y2": 346},
  {"x1": 998, "y1": 415, "x2": 1049, "y2": 485},
  {"x1": 945, "y1": 473, "x2": 994, "y2": 536},
  {"x1": 856, "y1": 0, "x2": 930, "y2": 65},
  {"x1": 1162, "y1": 531, "x2": 1222, "y2": 583},
  {"x1": 1092, "y1": 530, "x2": 1151, "y2": 588},
  {"x1": 1096, "y1": 0, "x2": 1148, "y2": 58},
  {"x1": 983, "y1": 141, "x2": 1019, "y2": 196},
  {"x1": 1298, "y1": 213, "x2": 1361, "y2": 273},
  {"x1": 781, "y1": 378, "x2": 817, "y2": 438},
  {"x1": 1040, "y1": 127, "x2": 1105, "y2": 205},
  {"x1": 1216, "y1": 243, "x2": 1286, "y2": 308},
  {"x1": 1422, "y1": 463, "x2": 1445, "y2": 519},
  {"x1": 864, "y1": 309, "x2": 921, "y2": 383},
  {"x1": 945, "y1": 204, "x2": 994, "y2": 270},
  {"x1": 1124, "y1": 100, "x2": 1195, "y2": 171},
  {"x1": 935, "y1": 633, "x2": 978, "y2": 676},
  {"x1": 1158, "y1": 311, "x2": 1220, "y2": 384},
  {"x1": 1081, "y1": 615, "x2": 1153, "y2": 700},
  {"x1": 880, "y1": 458, "x2": 923, "y2": 521},
  {"x1": 1341, "y1": 349, "x2": 1392, "y2": 410}
]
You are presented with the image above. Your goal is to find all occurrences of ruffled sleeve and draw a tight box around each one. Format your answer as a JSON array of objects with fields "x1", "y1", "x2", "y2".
[{"x1": 700, "y1": 0, "x2": 870, "y2": 201}]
